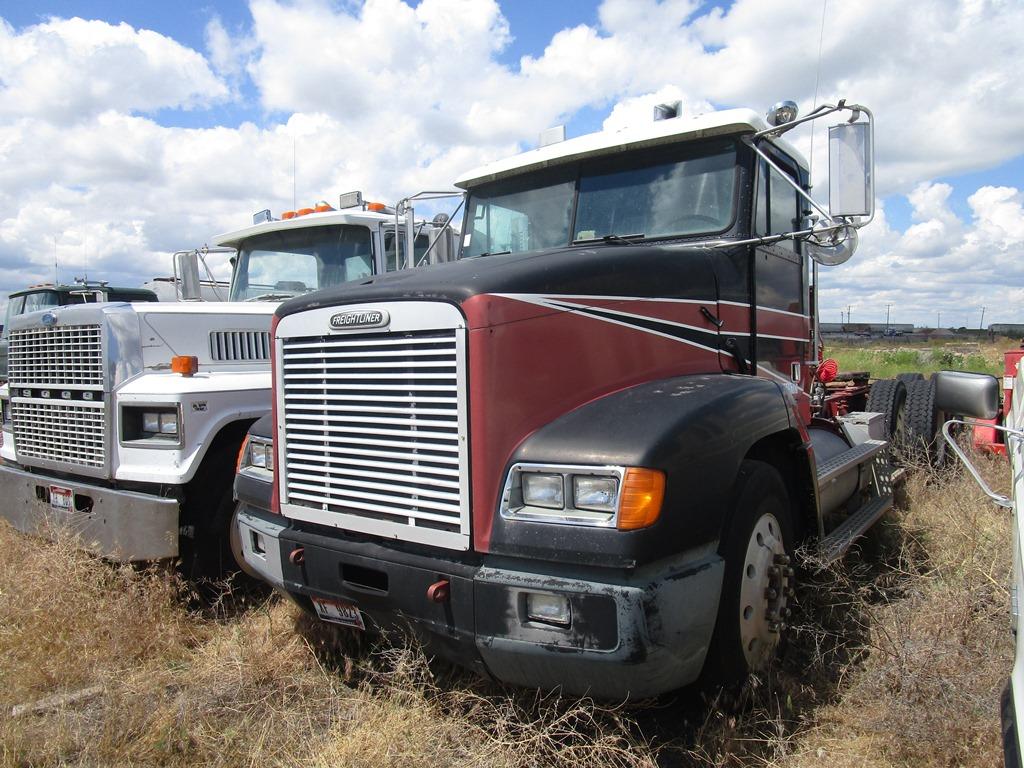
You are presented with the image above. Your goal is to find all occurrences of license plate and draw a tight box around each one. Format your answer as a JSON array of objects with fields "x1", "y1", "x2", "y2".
[
  {"x1": 49, "y1": 485, "x2": 73, "y2": 512},
  {"x1": 311, "y1": 597, "x2": 365, "y2": 630}
]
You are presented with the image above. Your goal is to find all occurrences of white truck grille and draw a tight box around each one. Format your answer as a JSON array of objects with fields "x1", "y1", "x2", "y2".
[
  {"x1": 9, "y1": 324, "x2": 103, "y2": 386},
  {"x1": 210, "y1": 330, "x2": 271, "y2": 361},
  {"x1": 12, "y1": 400, "x2": 106, "y2": 467},
  {"x1": 9, "y1": 323, "x2": 107, "y2": 470},
  {"x1": 279, "y1": 325, "x2": 469, "y2": 549}
]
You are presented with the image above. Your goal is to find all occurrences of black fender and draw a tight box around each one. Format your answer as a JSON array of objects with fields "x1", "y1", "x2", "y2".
[{"x1": 486, "y1": 373, "x2": 795, "y2": 568}]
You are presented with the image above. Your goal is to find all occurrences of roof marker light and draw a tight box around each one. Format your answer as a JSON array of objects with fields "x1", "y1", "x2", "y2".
[
  {"x1": 281, "y1": 210, "x2": 297, "y2": 219},
  {"x1": 366, "y1": 202, "x2": 386, "y2": 212},
  {"x1": 314, "y1": 201, "x2": 334, "y2": 212},
  {"x1": 296, "y1": 207, "x2": 315, "y2": 216}
]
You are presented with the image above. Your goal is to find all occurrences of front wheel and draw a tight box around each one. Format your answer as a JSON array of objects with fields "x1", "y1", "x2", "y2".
[{"x1": 702, "y1": 460, "x2": 795, "y2": 683}]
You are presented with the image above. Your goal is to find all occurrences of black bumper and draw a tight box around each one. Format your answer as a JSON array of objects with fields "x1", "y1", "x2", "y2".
[{"x1": 247, "y1": 507, "x2": 725, "y2": 699}]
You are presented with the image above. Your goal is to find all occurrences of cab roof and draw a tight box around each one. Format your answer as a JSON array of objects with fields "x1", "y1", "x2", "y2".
[
  {"x1": 454, "y1": 107, "x2": 806, "y2": 189},
  {"x1": 213, "y1": 208, "x2": 398, "y2": 250}
]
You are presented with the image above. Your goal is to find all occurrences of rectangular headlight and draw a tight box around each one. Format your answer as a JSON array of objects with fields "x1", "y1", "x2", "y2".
[
  {"x1": 158, "y1": 412, "x2": 179, "y2": 435},
  {"x1": 573, "y1": 475, "x2": 618, "y2": 512},
  {"x1": 239, "y1": 435, "x2": 274, "y2": 480},
  {"x1": 521, "y1": 473, "x2": 564, "y2": 509},
  {"x1": 122, "y1": 405, "x2": 182, "y2": 444},
  {"x1": 525, "y1": 592, "x2": 571, "y2": 627},
  {"x1": 142, "y1": 412, "x2": 160, "y2": 433}
]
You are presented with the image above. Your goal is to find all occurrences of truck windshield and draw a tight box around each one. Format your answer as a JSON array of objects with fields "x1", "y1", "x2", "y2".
[
  {"x1": 230, "y1": 225, "x2": 373, "y2": 301},
  {"x1": 462, "y1": 140, "x2": 737, "y2": 257}
]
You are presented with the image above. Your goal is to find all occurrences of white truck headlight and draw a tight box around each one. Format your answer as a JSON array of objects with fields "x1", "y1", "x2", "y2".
[{"x1": 122, "y1": 405, "x2": 182, "y2": 445}]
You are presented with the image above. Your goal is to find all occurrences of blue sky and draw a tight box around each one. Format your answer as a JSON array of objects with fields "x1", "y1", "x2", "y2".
[{"x1": 0, "y1": 0, "x2": 1022, "y2": 325}]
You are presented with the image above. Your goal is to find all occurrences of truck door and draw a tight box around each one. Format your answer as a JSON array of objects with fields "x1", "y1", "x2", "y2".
[{"x1": 752, "y1": 155, "x2": 811, "y2": 387}]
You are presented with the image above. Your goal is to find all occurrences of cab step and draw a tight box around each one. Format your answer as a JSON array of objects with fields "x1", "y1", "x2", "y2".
[
  {"x1": 816, "y1": 439, "x2": 887, "y2": 485},
  {"x1": 817, "y1": 492, "x2": 894, "y2": 564}
]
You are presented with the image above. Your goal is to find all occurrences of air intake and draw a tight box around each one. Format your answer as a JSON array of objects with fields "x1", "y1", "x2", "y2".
[{"x1": 210, "y1": 330, "x2": 271, "y2": 361}]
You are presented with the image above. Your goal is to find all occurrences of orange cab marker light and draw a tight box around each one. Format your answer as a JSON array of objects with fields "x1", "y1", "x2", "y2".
[
  {"x1": 617, "y1": 468, "x2": 665, "y2": 531},
  {"x1": 314, "y1": 201, "x2": 334, "y2": 212},
  {"x1": 281, "y1": 210, "x2": 297, "y2": 219},
  {"x1": 296, "y1": 207, "x2": 315, "y2": 216},
  {"x1": 366, "y1": 201, "x2": 386, "y2": 212},
  {"x1": 171, "y1": 355, "x2": 199, "y2": 377}
]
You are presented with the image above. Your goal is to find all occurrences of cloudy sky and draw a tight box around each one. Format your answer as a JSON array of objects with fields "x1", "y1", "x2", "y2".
[{"x1": 1, "y1": 0, "x2": 1022, "y2": 327}]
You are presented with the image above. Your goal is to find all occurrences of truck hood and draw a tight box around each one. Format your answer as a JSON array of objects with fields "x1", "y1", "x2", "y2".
[{"x1": 276, "y1": 244, "x2": 725, "y2": 325}]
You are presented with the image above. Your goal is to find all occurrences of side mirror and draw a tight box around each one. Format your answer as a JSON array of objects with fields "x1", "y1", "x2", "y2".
[
  {"x1": 934, "y1": 370, "x2": 999, "y2": 419},
  {"x1": 174, "y1": 251, "x2": 203, "y2": 301},
  {"x1": 828, "y1": 121, "x2": 873, "y2": 219}
]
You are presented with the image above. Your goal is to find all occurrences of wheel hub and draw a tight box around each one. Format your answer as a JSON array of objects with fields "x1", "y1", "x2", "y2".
[{"x1": 738, "y1": 512, "x2": 795, "y2": 669}]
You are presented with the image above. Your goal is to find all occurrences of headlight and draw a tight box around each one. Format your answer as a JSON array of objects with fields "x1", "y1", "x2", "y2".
[
  {"x1": 522, "y1": 473, "x2": 564, "y2": 509},
  {"x1": 238, "y1": 435, "x2": 274, "y2": 480},
  {"x1": 501, "y1": 463, "x2": 664, "y2": 530},
  {"x1": 573, "y1": 475, "x2": 618, "y2": 512},
  {"x1": 121, "y1": 405, "x2": 182, "y2": 445}
]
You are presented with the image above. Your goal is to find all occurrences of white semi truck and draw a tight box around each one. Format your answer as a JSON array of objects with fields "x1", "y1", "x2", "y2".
[{"x1": 0, "y1": 193, "x2": 458, "y2": 574}]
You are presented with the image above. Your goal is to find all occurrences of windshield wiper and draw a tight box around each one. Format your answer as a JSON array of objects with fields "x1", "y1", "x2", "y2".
[
  {"x1": 245, "y1": 292, "x2": 297, "y2": 302},
  {"x1": 571, "y1": 233, "x2": 644, "y2": 246},
  {"x1": 473, "y1": 250, "x2": 511, "y2": 258}
]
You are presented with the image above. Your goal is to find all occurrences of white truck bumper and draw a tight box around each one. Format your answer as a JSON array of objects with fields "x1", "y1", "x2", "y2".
[{"x1": 0, "y1": 463, "x2": 179, "y2": 561}]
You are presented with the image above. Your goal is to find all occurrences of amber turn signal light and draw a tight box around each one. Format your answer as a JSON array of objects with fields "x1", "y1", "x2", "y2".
[
  {"x1": 171, "y1": 355, "x2": 199, "y2": 377},
  {"x1": 617, "y1": 468, "x2": 665, "y2": 530}
]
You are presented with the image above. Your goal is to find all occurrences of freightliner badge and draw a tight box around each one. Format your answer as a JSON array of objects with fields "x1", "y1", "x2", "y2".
[{"x1": 329, "y1": 309, "x2": 390, "y2": 330}]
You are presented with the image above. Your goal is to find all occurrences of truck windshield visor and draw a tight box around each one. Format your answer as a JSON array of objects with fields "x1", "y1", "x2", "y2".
[
  {"x1": 462, "y1": 140, "x2": 737, "y2": 257},
  {"x1": 230, "y1": 225, "x2": 373, "y2": 301}
]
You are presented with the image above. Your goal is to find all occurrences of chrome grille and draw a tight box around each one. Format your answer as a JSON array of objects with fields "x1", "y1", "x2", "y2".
[
  {"x1": 280, "y1": 328, "x2": 467, "y2": 547},
  {"x1": 210, "y1": 330, "x2": 271, "y2": 361},
  {"x1": 9, "y1": 324, "x2": 103, "y2": 387},
  {"x1": 12, "y1": 400, "x2": 105, "y2": 467}
]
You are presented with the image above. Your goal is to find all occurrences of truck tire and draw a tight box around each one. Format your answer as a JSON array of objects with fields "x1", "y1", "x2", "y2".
[
  {"x1": 902, "y1": 379, "x2": 945, "y2": 467},
  {"x1": 865, "y1": 378, "x2": 907, "y2": 439},
  {"x1": 702, "y1": 460, "x2": 795, "y2": 684},
  {"x1": 180, "y1": 436, "x2": 245, "y2": 580}
]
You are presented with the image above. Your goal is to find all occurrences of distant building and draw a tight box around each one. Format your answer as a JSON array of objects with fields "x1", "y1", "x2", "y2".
[{"x1": 820, "y1": 322, "x2": 914, "y2": 338}]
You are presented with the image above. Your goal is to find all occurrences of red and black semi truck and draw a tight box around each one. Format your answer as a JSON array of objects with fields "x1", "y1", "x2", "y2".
[{"x1": 232, "y1": 99, "x2": 891, "y2": 698}]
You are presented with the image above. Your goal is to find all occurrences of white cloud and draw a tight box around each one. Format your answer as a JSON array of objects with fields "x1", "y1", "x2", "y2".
[
  {"x1": 820, "y1": 183, "x2": 1024, "y2": 326},
  {"x1": 0, "y1": 17, "x2": 229, "y2": 124},
  {"x1": 0, "y1": 0, "x2": 1022, "y2": 326}
]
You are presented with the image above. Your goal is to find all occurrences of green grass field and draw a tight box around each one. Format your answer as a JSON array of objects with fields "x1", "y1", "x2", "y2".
[{"x1": 825, "y1": 339, "x2": 1012, "y2": 379}]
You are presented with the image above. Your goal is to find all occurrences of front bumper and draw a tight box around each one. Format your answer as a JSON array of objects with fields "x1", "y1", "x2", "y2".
[
  {"x1": 0, "y1": 463, "x2": 179, "y2": 561},
  {"x1": 239, "y1": 505, "x2": 725, "y2": 699}
]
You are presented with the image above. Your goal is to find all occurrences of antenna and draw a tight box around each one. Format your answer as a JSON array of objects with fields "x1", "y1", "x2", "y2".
[
  {"x1": 808, "y1": 0, "x2": 828, "y2": 180},
  {"x1": 292, "y1": 134, "x2": 297, "y2": 211},
  {"x1": 53, "y1": 236, "x2": 58, "y2": 283}
]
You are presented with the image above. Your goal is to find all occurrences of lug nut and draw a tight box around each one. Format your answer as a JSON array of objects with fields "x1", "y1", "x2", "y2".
[
  {"x1": 769, "y1": 622, "x2": 781, "y2": 633},
  {"x1": 783, "y1": 567, "x2": 795, "y2": 578},
  {"x1": 767, "y1": 565, "x2": 781, "y2": 577},
  {"x1": 786, "y1": 587, "x2": 796, "y2": 597},
  {"x1": 773, "y1": 554, "x2": 791, "y2": 565},
  {"x1": 765, "y1": 588, "x2": 778, "y2": 600},
  {"x1": 782, "y1": 607, "x2": 792, "y2": 618}
]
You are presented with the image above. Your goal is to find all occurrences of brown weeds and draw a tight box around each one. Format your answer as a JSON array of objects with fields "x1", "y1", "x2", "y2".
[{"x1": 0, "y1": 455, "x2": 1014, "y2": 767}]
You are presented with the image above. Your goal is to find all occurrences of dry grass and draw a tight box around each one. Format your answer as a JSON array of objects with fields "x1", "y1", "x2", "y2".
[{"x1": 0, "y1": 455, "x2": 1014, "y2": 767}]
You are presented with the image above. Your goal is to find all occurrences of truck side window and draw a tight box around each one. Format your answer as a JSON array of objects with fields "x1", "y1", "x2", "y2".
[{"x1": 754, "y1": 159, "x2": 800, "y2": 252}]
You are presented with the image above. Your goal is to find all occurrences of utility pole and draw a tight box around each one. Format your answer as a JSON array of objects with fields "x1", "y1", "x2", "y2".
[
  {"x1": 846, "y1": 305, "x2": 853, "y2": 326},
  {"x1": 885, "y1": 303, "x2": 892, "y2": 333},
  {"x1": 980, "y1": 306, "x2": 986, "y2": 330},
  {"x1": 936, "y1": 311, "x2": 941, "y2": 330}
]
